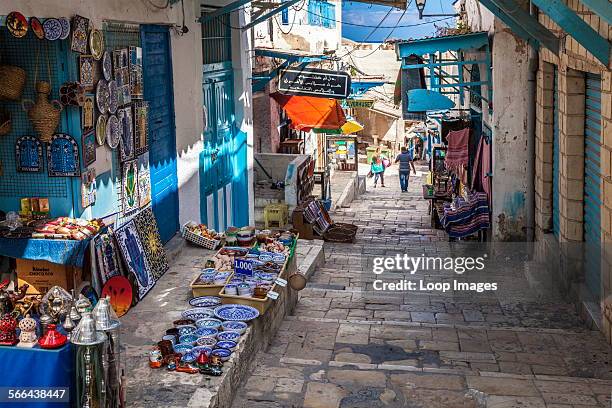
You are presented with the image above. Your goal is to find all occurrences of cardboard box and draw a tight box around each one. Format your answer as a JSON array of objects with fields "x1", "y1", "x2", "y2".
[{"x1": 16, "y1": 259, "x2": 83, "y2": 295}]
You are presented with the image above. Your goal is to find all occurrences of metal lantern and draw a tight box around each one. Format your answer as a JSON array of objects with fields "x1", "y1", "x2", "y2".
[
  {"x1": 416, "y1": 0, "x2": 426, "y2": 19},
  {"x1": 92, "y1": 297, "x2": 122, "y2": 408},
  {"x1": 72, "y1": 312, "x2": 107, "y2": 408}
]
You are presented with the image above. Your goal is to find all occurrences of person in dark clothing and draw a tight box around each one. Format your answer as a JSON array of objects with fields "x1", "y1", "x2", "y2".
[{"x1": 395, "y1": 146, "x2": 416, "y2": 192}]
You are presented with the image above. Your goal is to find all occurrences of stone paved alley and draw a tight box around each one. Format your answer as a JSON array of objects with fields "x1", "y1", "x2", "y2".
[{"x1": 232, "y1": 164, "x2": 612, "y2": 408}]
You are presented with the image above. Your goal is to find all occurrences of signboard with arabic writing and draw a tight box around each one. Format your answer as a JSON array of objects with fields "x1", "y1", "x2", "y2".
[{"x1": 278, "y1": 68, "x2": 351, "y2": 99}]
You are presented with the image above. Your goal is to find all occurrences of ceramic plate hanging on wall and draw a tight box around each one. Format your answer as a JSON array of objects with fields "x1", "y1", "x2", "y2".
[
  {"x1": 71, "y1": 15, "x2": 89, "y2": 54},
  {"x1": 15, "y1": 136, "x2": 43, "y2": 173},
  {"x1": 95, "y1": 79, "x2": 109, "y2": 113},
  {"x1": 82, "y1": 129, "x2": 96, "y2": 167},
  {"x1": 118, "y1": 107, "x2": 134, "y2": 162},
  {"x1": 30, "y1": 17, "x2": 44, "y2": 40},
  {"x1": 42, "y1": 18, "x2": 62, "y2": 41},
  {"x1": 108, "y1": 80, "x2": 119, "y2": 114},
  {"x1": 79, "y1": 55, "x2": 95, "y2": 91},
  {"x1": 102, "y1": 51, "x2": 112, "y2": 81},
  {"x1": 58, "y1": 17, "x2": 70, "y2": 40},
  {"x1": 96, "y1": 115, "x2": 107, "y2": 146},
  {"x1": 6, "y1": 12, "x2": 27, "y2": 38},
  {"x1": 106, "y1": 114, "x2": 120, "y2": 149},
  {"x1": 89, "y1": 29, "x2": 104, "y2": 60},
  {"x1": 47, "y1": 133, "x2": 81, "y2": 177}
]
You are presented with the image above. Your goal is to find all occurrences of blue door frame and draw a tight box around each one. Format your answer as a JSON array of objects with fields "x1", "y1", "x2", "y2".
[{"x1": 141, "y1": 25, "x2": 179, "y2": 243}]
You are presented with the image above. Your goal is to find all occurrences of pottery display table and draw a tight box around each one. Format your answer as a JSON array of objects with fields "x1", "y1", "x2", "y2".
[{"x1": 0, "y1": 343, "x2": 74, "y2": 407}]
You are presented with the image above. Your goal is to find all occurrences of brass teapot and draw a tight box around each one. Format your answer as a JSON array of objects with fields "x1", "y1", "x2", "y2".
[{"x1": 22, "y1": 81, "x2": 62, "y2": 143}]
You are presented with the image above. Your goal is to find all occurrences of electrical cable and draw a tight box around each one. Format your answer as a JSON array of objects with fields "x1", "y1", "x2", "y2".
[
  {"x1": 347, "y1": 7, "x2": 408, "y2": 59},
  {"x1": 336, "y1": 6, "x2": 394, "y2": 60}
]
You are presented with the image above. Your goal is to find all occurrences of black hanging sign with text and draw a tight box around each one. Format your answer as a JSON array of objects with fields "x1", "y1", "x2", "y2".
[{"x1": 278, "y1": 68, "x2": 351, "y2": 99}]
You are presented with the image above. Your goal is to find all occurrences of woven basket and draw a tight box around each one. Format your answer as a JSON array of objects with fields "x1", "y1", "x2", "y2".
[
  {"x1": 0, "y1": 119, "x2": 10, "y2": 136},
  {"x1": 181, "y1": 222, "x2": 221, "y2": 250},
  {"x1": 0, "y1": 65, "x2": 26, "y2": 101},
  {"x1": 22, "y1": 81, "x2": 62, "y2": 143}
]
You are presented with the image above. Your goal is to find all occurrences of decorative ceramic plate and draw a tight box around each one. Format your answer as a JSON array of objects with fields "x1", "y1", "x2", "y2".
[
  {"x1": 102, "y1": 51, "x2": 112, "y2": 81},
  {"x1": 194, "y1": 327, "x2": 218, "y2": 338},
  {"x1": 108, "y1": 80, "x2": 118, "y2": 114},
  {"x1": 96, "y1": 79, "x2": 109, "y2": 113},
  {"x1": 214, "y1": 304, "x2": 259, "y2": 322},
  {"x1": 195, "y1": 318, "x2": 223, "y2": 329},
  {"x1": 106, "y1": 114, "x2": 120, "y2": 149},
  {"x1": 216, "y1": 331, "x2": 240, "y2": 342},
  {"x1": 42, "y1": 18, "x2": 62, "y2": 41},
  {"x1": 89, "y1": 29, "x2": 104, "y2": 60},
  {"x1": 182, "y1": 307, "x2": 215, "y2": 321},
  {"x1": 189, "y1": 296, "x2": 222, "y2": 308},
  {"x1": 6, "y1": 12, "x2": 27, "y2": 38},
  {"x1": 95, "y1": 115, "x2": 107, "y2": 146},
  {"x1": 220, "y1": 321, "x2": 247, "y2": 334},
  {"x1": 58, "y1": 17, "x2": 70, "y2": 40},
  {"x1": 30, "y1": 17, "x2": 44, "y2": 40}
]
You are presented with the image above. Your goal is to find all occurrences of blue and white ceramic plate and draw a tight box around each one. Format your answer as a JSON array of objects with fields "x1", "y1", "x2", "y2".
[
  {"x1": 182, "y1": 307, "x2": 215, "y2": 321},
  {"x1": 216, "y1": 340, "x2": 237, "y2": 351},
  {"x1": 216, "y1": 331, "x2": 240, "y2": 342},
  {"x1": 194, "y1": 327, "x2": 218, "y2": 338},
  {"x1": 221, "y1": 321, "x2": 247, "y2": 334},
  {"x1": 214, "y1": 304, "x2": 259, "y2": 322},
  {"x1": 58, "y1": 17, "x2": 70, "y2": 40},
  {"x1": 173, "y1": 343, "x2": 193, "y2": 355},
  {"x1": 43, "y1": 18, "x2": 62, "y2": 41},
  {"x1": 211, "y1": 348, "x2": 231, "y2": 362},
  {"x1": 189, "y1": 296, "x2": 222, "y2": 308},
  {"x1": 195, "y1": 318, "x2": 223, "y2": 329},
  {"x1": 102, "y1": 51, "x2": 112, "y2": 81}
]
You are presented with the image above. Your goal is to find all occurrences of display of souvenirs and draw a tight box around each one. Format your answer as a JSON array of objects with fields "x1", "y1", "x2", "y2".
[
  {"x1": 185, "y1": 224, "x2": 221, "y2": 241},
  {"x1": 33, "y1": 217, "x2": 103, "y2": 240},
  {"x1": 19, "y1": 197, "x2": 49, "y2": 218},
  {"x1": 81, "y1": 168, "x2": 97, "y2": 208},
  {"x1": 115, "y1": 219, "x2": 155, "y2": 300},
  {"x1": 15, "y1": 135, "x2": 43, "y2": 173},
  {"x1": 106, "y1": 114, "x2": 120, "y2": 149},
  {"x1": 134, "y1": 101, "x2": 148, "y2": 155},
  {"x1": 71, "y1": 15, "x2": 90, "y2": 54},
  {"x1": 60, "y1": 81, "x2": 86, "y2": 107},
  {"x1": 121, "y1": 159, "x2": 139, "y2": 215},
  {"x1": 82, "y1": 95, "x2": 95, "y2": 129},
  {"x1": 42, "y1": 18, "x2": 62, "y2": 41},
  {"x1": 0, "y1": 313, "x2": 19, "y2": 345},
  {"x1": 118, "y1": 107, "x2": 134, "y2": 161},
  {"x1": 6, "y1": 12, "x2": 28, "y2": 38},
  {"x1": 17, "y1": 314, "x2": 38, "y2": 348},
  {"x1": 134, "y1": 207, "x2": 169, "y2": 280},
  {"x1": 129, "y1": 46, "x2": 143, "y2": 99},
  {"x1": 39, "y1": 324, "x2": 67, "y2": 349},
  {"x1": 0, "y1": 281, "x2": 29, "y2": 316},
  {"x1": 82, "y1": 129, "x2": 96, "y2": 166},
  {"x1": 47, "y1": 133, "x2": 81, "y2": 177},
  {"x1": 89, "y1": 29, "x2": 104, "y2": 60},
  {"x1": 30, "y1": 17, "x2": 45, "y2": 40},
  {"x1": 23, "y1": 81, "x2": 62, "y2": 142},
  {"x1": 80, "y1": 55, "x2": 95, "y2": 90},
  {"x1": 58, "y1": 17, "x2": 70, "y2": 40},
  {"x1": 95, "y1": 79, "x2": 109, "y2": 112}
]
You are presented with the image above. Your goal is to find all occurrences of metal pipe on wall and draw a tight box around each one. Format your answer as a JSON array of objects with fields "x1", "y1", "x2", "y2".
[{"x1": 525, "y1": 1, "x2": 539, "y2": 242}]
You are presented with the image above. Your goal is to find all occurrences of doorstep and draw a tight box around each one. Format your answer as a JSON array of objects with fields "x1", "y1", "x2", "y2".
[{"x1": 121, "y1": 239, "x2": 324, "y2": 408}]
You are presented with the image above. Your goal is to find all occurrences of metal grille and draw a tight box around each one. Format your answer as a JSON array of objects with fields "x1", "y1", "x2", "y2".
[
  {"x1": 0, "y1": 27, "x2": 69, "y2": 197},
  {"x1": 201, "y1": 12, "x2": 232, "y2": 65}
]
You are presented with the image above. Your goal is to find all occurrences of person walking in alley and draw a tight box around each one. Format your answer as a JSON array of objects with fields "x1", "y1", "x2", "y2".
[
  {"x1": 395, "y1": 146, "x2": 417, "y2": 192},
  {"x1": 370, "y1": 155, "x2": 385, "y2": 188}
]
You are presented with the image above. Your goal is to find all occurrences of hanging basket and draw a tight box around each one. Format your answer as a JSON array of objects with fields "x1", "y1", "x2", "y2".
[
  {"x1": 0, "y1": 111, "x2": 10, "y2": 136},
  {"x1": 0, "y1": 65, "x2": 27, "y2": 101},
  {"x1": 22, "y1": 81, "x2": 62, "y2": 143}
]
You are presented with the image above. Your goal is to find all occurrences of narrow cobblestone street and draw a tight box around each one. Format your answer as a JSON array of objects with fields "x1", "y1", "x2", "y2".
[{"x1": 232, "y1": 164, "x2": 612, "y2": 408}]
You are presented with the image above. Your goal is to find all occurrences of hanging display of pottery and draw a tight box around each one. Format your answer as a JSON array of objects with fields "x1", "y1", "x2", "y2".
[
  {"x1": 82, "y1": 129, "x2": 96, "y2": 167},
  {"x1": 94, "y1": 232, "x2": 122, "y2": 286},
  {"x1": 71, "y1": 15, "x2": 90, "y2": 54},
  {"x1": 79, "y1": 55, "x2": 95, "y2": 91},
  {"x1": 15, "y1": 136, "x2": 43, "y2": 173},
  {"x1": 95, "y1": 115, "x2": 107, "y2": 146},
  {"x1": 134, "y1": 207, "x2": 169, "y2": 280},
  {"x1": 30, "y1": 17, "x2": 45, "y2": 40},
  {"x1": 6, "y1": 12, "x2": 28, "y2": 38},
  {"x1": 133, "y1": 101, "x2": 148, "y2": 156},
  {"x1": 82, "y1": 95, "x2": 95, "y2": 130},
  {"x1": 138, "y1": 154, "x2": 152, "y2": 208},
  {"x1": 101, "y1": 276, "x2": 133, "y2": 317},
  {"x1": 118, "y1": 107, "x2": 134, "y2": 162},
  {"x1": 58, "y1": 17, "x2": 70, "y2": 40},
  {"x1": 95, "y1": 79, "x2": 109, "y2": 112},
  {"x1": 60, "y1": 81, "x2": 85, "y2": 107},
  {"x1": 106, "y1": 114, "x2": 120, "y2": 149},
  {"x1": 129, "y1": 46, "x2": 143, "y2": 99},
  {"x1": 108, "y1": 80, "x2": 119, "y2": 114},
  {"x1": 89, "y1": 29, "x2": 104, "y2": 60},
  {"x1": 102, "y1": 51, "x2": 113, "y2": 82},
  {"x1": 114, "y1": 219, "x2": 154, "y2": 300},
  {"x1": 81, "y1": 168, "x2": 96, "y2": 208},
  {"x1": 42, "y1": 18, "x2": 62, "y2": 41},
  {"x1": 22, "y1": 81, "x2": 63, "y2": 142},
  {"x1": 121, "y1": 159, "x2": 139, "y2": 216},
  {"x1": 47, "y1": 133, "x2": 81, "y2": 177}
]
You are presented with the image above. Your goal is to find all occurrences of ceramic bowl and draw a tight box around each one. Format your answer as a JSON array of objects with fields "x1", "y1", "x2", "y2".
[
  {"x1": 189, "y1": 296, "x2": 222, "y2": 308},
  {"x1": 211, "y1": 348, "x2": 232, "y2": 362},
  {"x1": 173, "y1": 318, "x2": 195, "y2": 327},
  {"x1": 196, "y1": 336, "x2": 217, "y2": 348},
  {"x1": 177, "y1": 324, "x2": 197, "y2": 336},
  {"x1": 194, "y1": 327, "x2": 218, "y2": 338},
  {"x1": 182, "y1": 307, "x2": 215, "y2": 321},
  {"x1": 224, "y1": 284, "x2": 238, "y2": 296},
  {"x1": 216, "y1": 340, "x2": 237, "y2": 351},
  {"x1": 181, "y1": 351, "x2": 197, "y2": 363},
  {"x1": 192, "y1": 345, "x2": 213, "y2": 356},
  {"x1": 178, "y1": 334, "x2": 198, "y2": 345},
  {"x1": 173, "y1": 343, "x2": 193, "y2": 355},
  {"x1": 195, "y1": 318, "x2": 223, "y2": 330},
  {"x1": 221, "y1": 321, "x2": 247, "y2": 334},
  {"x1": 216, "y1": 331, "x2": 240, "y2": 342}
]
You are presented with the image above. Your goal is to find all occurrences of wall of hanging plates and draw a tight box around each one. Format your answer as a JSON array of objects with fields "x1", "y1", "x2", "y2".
[{"x1": 0, "y1": 26, "x2": 73, "y2": 216}]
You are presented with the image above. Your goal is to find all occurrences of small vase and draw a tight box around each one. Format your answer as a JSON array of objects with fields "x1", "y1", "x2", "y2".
[{"x1": 22, "y1": 81, "x2": 62, "y2": 143}]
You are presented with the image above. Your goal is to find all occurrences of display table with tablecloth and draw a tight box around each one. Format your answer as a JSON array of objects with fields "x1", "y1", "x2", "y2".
[
  {"x1": 0, "y1": 343, "x2": 74, "y2": 408},
  {"x1": 0, "y1": 236, "x2": 93, "y2": 268}
]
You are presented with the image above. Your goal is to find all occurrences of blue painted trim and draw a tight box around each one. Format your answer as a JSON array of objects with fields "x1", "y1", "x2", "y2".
[
  {"x1": 402, "y1": 59, "x2": 488, "y2": 69},
  {"x1": 242, "y1": 0, "x2": 302, "y2": 30},
  {"x1": 396, "y1": 32, "x2": 489, "y2": 57},
  {"x1": 199, "y1": 0, "x2": 252, "y2": 24},
  {"x1": 532, "y1": 0, "x2": 609, "y2": 65},
  {"x1": 579, "y1": 0, "x2": 612, "y2": 25}
]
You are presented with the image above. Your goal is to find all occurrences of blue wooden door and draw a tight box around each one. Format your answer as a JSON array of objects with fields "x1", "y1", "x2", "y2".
[
  {"x1": 552, "y1": 68, "x2": 560, "y2": 237},
  {"x1": 584, "y1": 73, "x2": 602, "y2": 299},
  {"x1": 141, "y1": 25, "x2": 179, "y2": 243}
]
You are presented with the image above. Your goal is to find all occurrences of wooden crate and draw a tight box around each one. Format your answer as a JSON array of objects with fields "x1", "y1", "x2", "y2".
[
  {"x1": 16, "y1": 259, "x2": 82, "y2": 295},
  {"x1": 190, "y1": 271, "x2": 234, "y2": 297}
]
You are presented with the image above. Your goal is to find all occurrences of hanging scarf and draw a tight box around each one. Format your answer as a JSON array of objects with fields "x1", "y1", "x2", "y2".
[
  {"x1": 471, "y1": 136, "x2": 491, "y2": 204},
  {"x1": 445, "y1": 128, "x2": 470, "y2": 182}
]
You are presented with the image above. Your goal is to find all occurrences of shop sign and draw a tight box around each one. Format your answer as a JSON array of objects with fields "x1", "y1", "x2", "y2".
[
  {"x1": 234, "y1": 258, "x2": 254, "y2": 277},
  {"x1": 279, "y1": 68, "x2": 351, "y2": 99},
  {"x1": 343, "y1": 99, "x2": 375, "y2": 108}
]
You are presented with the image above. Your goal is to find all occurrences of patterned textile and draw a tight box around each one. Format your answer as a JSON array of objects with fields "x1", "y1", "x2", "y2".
[
  {"x1": 444, "y1": 128, "x2": 470, "y2": 181},
  {"x1": 441, "y1": 192, "x2": 490, "y2": 238}
]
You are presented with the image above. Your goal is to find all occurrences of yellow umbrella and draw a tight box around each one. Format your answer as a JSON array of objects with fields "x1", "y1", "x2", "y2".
[{"x1": 341, "y1": 119, "x2": 364, "y2": 134}]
